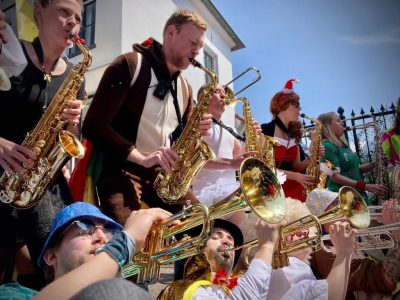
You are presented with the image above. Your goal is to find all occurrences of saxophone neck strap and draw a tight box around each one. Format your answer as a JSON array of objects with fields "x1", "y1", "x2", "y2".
[
  {"x1": 168, "y1": 79, "x2": 184, "y2": 132},
  {"x1": 212, "y1": 118, "x2": 245, "y2": 142},
  {"x1": 274, "y1": 116, "x2": 294, "y2": 139}
]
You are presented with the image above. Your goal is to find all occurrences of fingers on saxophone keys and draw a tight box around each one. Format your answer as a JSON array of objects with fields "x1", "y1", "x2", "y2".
[
  {"x1": 17, "y1": 145, "x2": 36, "y2": 161},
  {"x1": 0, "y1": 157, "x2": 14, "y2": 174},
  {"x1": 2, "y1": 156, "x2": 24, "y2": 173},
  {"x1": 158, "y1": 147, "x2": 178, "y2": 173}
]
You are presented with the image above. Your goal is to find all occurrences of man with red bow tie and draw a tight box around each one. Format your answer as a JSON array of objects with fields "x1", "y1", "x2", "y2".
[{"x1": 158, "y1": 218, "x2": 281, "y2": 299}]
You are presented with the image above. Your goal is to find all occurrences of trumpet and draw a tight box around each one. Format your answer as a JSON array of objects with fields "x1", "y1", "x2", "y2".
[
  {"x1": 227, "y1": 187, "x2": 371, "y2": 268},
  {"x1": 122, "y1": 203, "x2": 212, "y2": 283},
  {"x1": 226, "y1": 214, "x2": 323, "y2": 269},
  {"x1": 321, "y1": 222, "x2": 400, "y2": 251},
  {"x1": 122, "y1": 157, "x2": 286, "y2": 283}
]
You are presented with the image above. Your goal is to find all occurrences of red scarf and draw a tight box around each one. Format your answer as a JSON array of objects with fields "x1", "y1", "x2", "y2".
[{"x1": 212, "y1": 270, "x2": 238, "y2": 289}]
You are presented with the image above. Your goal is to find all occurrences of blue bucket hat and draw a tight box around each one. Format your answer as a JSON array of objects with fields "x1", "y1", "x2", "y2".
[{"x1": 38, "y1": 202, "x2": 123, "y2": 268}]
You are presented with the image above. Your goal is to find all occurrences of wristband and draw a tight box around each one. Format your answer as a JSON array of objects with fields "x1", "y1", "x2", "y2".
[
  {"x1": 96, "y1": 231, "x2": 136, "y2": 267},
  {"x1": 355, "y1": 181, "x2": 366, "y2": 190}
]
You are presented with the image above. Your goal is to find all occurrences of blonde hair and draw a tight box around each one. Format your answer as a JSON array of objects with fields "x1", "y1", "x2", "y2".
[
  {"x1": 318, "y1": 112, "x2": 348, "y2": 147},
  {"x1": 163, "y1": 8, "x2": 207, "y2": 36}
]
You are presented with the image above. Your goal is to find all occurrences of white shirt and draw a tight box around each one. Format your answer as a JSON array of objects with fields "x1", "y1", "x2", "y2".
[
  {"x1": 192, "y1": 122, "x2": 239, "y2": 207},
  {"x1": 267, "y1": 257, "x2": 328, "y2": 300},
  {"x1": 192, "y1": 259, "x2": 272, "y2": 300},
  {"x1": 191, "y1": 258, "x2": 328, "y2": 300}
]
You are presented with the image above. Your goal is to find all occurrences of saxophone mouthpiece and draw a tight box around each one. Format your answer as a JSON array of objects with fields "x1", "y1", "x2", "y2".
[
  {"x1": 190, "y1": 58, "x2": 201, "y2": 68},
  {"x1": 68, "y1": 32, "x2": 85, "y2": 44}
]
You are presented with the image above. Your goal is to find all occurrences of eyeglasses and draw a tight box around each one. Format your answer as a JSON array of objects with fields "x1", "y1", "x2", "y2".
[
  {"x1": 61, "y1": 219, "x2": 118, "y2": 240},
  {"x1": 290, "y1": 102, "x2": 300, "y2": 109}
]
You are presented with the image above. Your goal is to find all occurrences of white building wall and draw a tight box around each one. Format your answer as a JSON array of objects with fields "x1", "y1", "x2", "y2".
[{"x1": 72, "y1": 0, "x2": 239, "y2": 126}]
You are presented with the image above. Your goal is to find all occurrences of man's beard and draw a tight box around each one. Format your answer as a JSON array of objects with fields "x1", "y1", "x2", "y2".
[
  {"x1": 170, "y1": 52, "x2": 189, "y2": 70},
  {"x1": 59, "y1": 254, "x2": 88, "y2": 275},
  {"x1": 212, "y1": 252, "x2": 234, "y2": 273}
]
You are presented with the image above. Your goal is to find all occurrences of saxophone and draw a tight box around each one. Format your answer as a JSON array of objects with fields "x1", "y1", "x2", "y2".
[
  {"x1": 225, "y1": 97, "x2": 279, "y2": 172},
  {"x1": 0, "y1": 34, "x2": 90, "y2": 209},
  {"x1": 301, "y1": 114, "x2": 333, "y2": 195},
  {"x1": 154, "y1": 59, "x2": 216, "y2": 203}
]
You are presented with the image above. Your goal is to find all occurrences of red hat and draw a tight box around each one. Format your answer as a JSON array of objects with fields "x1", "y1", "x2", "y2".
[{"x1": 281, "y1": 78, "x2": 299, "y2": 94}]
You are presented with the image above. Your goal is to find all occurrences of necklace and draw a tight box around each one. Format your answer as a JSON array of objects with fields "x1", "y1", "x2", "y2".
[{"x1": 31, "y1": 37, "x2": 60, "y2": 111}]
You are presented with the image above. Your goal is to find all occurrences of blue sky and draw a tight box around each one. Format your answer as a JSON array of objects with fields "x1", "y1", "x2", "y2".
[{"x1": 212, "y1": 0, "x2": 400, "y2": 125}]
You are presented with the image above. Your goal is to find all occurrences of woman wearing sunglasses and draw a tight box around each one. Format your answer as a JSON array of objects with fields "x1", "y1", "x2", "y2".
[{"x1": 261, "y1": 79, "x2": 316, "y2": 202}]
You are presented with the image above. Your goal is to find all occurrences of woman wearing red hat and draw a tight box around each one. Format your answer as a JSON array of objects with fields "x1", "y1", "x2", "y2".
[{"x1": 261, "y1": 79, "x2": 315, "y2": 202}]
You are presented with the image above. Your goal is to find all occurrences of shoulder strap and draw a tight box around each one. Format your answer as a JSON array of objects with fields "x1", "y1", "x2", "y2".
[
  {"x1": 179, "y1": 75, "x2": 190, "y2": 110},
  {"x1": 123, "y1": 51, "x2": 143, "y2": 87},
  {"x1": 21, "y1": 40, "x2": 39, "y2": 69}
]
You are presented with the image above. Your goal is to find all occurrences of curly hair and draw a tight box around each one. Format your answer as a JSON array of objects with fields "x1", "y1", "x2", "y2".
[{"x1": 269, "y1": 91, "x2": 303, "y2": 142}]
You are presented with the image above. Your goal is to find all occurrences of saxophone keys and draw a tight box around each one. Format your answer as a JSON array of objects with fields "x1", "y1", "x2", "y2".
[
  {"x1": 0, "y1": 189, "x2": 13, "y2": 203},
  {"x1": 27, "y1": 172, "x2": 41, "y2": 189},
  {"x1": 20, "y1": 190, "x2": 33, "y2": 203}
]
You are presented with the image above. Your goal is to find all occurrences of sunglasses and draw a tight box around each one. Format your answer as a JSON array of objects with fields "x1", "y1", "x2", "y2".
[{"x1": 60, "y1": 219, "x2": 118, "y2": 240}]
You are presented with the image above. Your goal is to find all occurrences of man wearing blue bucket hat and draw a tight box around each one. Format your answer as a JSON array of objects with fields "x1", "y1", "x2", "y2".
[{"x1": 0, "y1": 202, "x2": 171, "y2": 299}]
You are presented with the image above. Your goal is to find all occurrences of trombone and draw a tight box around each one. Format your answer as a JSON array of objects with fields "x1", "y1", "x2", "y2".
[
  {"x1": 321, "y1": 222, "x2": 400, "y2": 252},
  {"x1": 224, "y1": 67, "x2": 261, "y2": 98},
  {"x1": 345, "y1": 122, "x2": 377, "y2": 131},
  {"x1": 368, "y1": 205, "x2": 400, "y2": 219},
  {"x1": 122, "y1": 157, "x2": 286, "y2": 283}
]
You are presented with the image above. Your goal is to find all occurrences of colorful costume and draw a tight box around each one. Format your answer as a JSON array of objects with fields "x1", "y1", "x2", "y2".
[
  {"x1": 262, "y1": 121, "x2": 305, "y2": 202},
  {"x1": 382, "y1": 127, "x2": 400, "y2": 166},
  {"x1": 321, "y1": 140, "x2": 370, "y2": 204},
  {"x1": 159, "y1": 257, "x2": 328, "y2": 300}
]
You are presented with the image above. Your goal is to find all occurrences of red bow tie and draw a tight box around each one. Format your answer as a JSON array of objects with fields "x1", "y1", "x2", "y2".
[{"x1": 213, "y1": 270, "x2": 238, "y2": 289}]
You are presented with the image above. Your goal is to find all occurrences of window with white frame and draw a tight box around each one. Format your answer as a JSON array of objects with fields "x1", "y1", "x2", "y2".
[
  {"x1": 68, "y1": 0, "x2": 96, "y2": 57},
  {"x1": 204, "y1": 49, "x2": 218, "y2": 84}
]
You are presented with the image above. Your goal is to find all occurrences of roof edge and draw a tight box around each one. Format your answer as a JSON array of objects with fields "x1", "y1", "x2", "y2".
[{"x1": 200, "y1": 0, "x2": 245, "y2": 51}]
